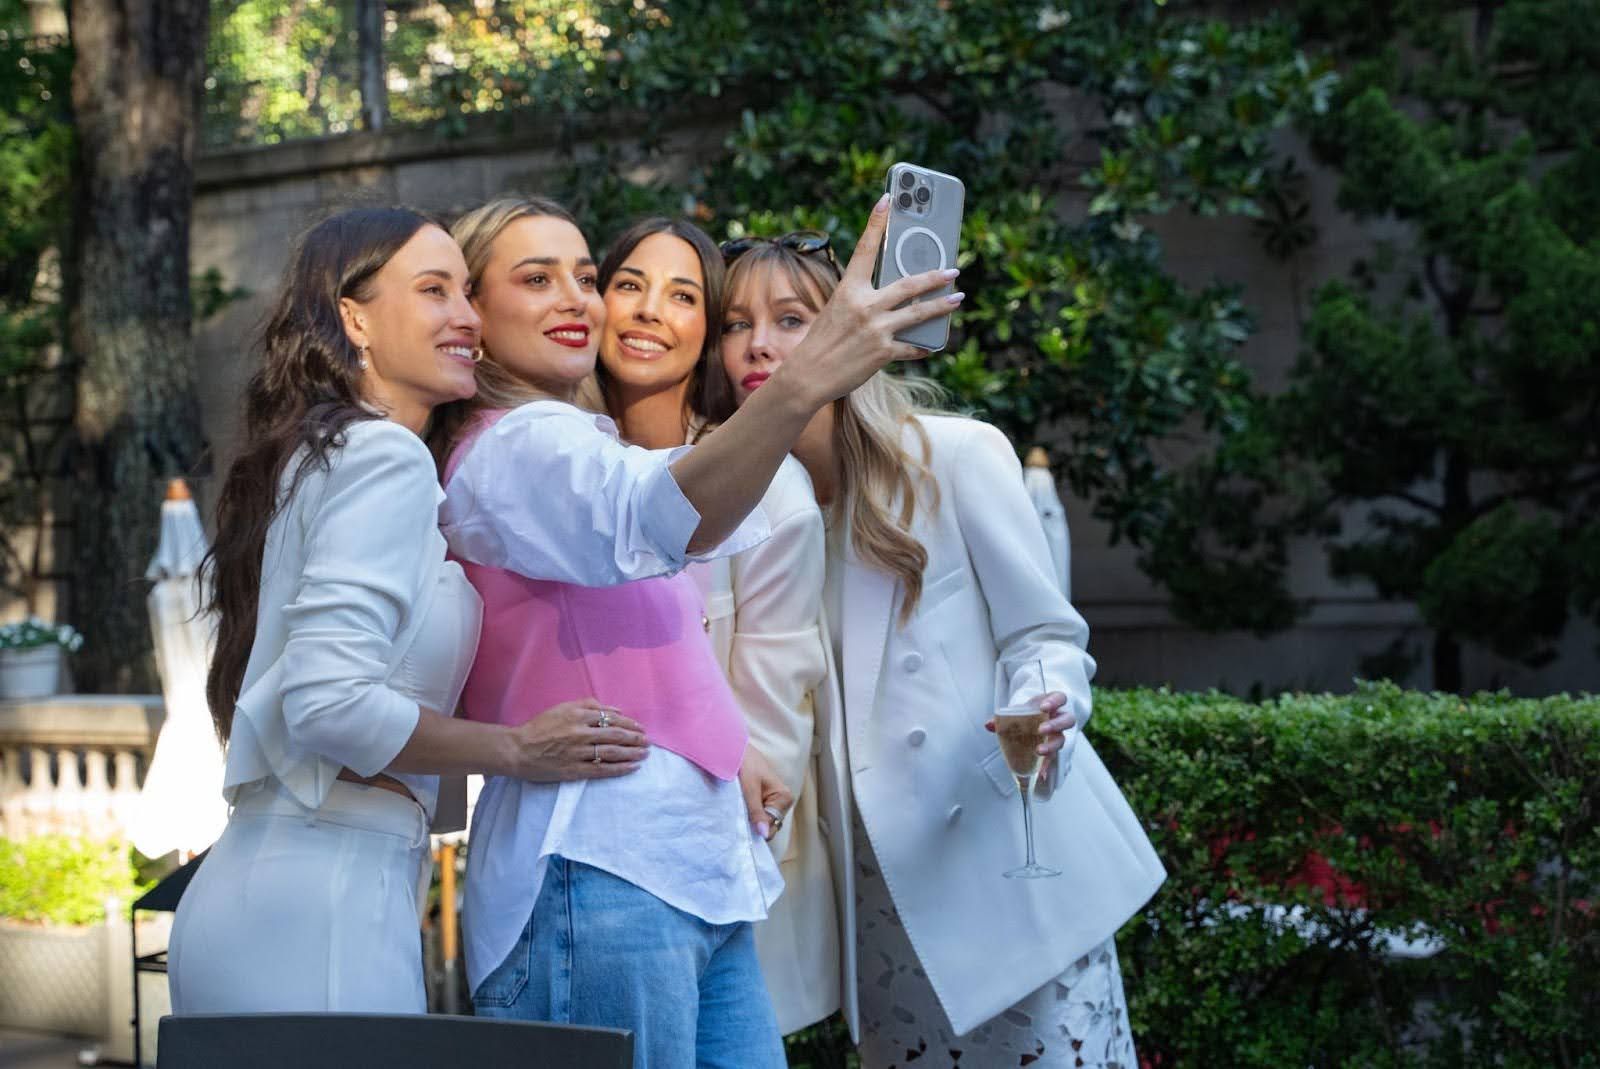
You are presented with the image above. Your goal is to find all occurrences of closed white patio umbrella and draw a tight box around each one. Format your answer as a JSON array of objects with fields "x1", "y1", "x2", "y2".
[
  {"x1": 1024, "y1": 447, "x2": 1071, "y2": 598},
  {"x1": 128, "y1": 479, "x2": 226, "y2": 859}
]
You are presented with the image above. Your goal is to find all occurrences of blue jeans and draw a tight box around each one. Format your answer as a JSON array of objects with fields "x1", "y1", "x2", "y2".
[{"x1": 472, "y1": 857, "x2": 785, "y2": 1069}]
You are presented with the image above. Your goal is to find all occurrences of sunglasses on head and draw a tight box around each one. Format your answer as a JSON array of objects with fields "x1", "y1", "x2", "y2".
[{"x1": 719, "y1": 230, "x2": 839, "y2": 269}]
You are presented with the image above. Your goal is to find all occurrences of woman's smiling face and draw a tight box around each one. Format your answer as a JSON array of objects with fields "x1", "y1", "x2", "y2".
[
  {"x1": 599, "y1": 232, "x2": 708, "y2": 398},
  {"x1": 471, "y1": 213, "x2": 602, "y2": 396}
]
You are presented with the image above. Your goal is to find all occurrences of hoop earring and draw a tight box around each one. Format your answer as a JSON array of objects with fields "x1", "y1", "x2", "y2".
[
  {"x1": 471, "y1": 346, "x2": 485, "y2": 364},
  {"x1": 357, "y1": 344, "x2": 370, "y2": 371}
]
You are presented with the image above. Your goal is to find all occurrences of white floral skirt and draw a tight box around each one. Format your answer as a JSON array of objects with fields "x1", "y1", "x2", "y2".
[{"x1": 852, "y1": 814, "x2": 1138, "y2": 1069}]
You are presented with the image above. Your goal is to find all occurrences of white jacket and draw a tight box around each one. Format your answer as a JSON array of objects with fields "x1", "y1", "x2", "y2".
[
  {"x1": 222, "y1": 419, "x2": 478, "y2": 829},
  {"x1": 690, "y1": 457, "x2": 857, "y2": 1038},
  {"x1": 831, "y1": 415, "x2": 1166, "y2": 1037}
]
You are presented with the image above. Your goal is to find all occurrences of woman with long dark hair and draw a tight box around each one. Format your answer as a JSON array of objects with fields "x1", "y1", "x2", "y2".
[
  {"x1": 586, "y1": 217, "x2": 847, "y2": 1037},
  {"x1": 168, "y1": 207, "x2": 647, "y2": 1014}
]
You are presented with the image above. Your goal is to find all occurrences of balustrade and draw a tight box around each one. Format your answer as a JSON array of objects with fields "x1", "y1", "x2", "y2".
[{"x1": 0, "y1": 696, "x2": 164, "y2": 841}]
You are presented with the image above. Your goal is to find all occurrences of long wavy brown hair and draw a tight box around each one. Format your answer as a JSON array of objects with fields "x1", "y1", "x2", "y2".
[
  {"x1": 202, "y1": 206, "x2": 440, "y2": 741},
  {"x1": 714, "y1": 242, "x2": 945, "y2": 621},
  {"x1": 594, "y1": 217, "x2": 732, "y2": 441}
]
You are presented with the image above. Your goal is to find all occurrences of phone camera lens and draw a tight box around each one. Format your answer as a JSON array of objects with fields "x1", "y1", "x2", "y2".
[
  {"x1": 898, "y1": 171, "x2": 915, "y2": 190},
  {"x1": 897, "y1": 191, "x2": 914, "y2": 209},
  {"x1": 914, "y1": 185, "x2": 931, "y2": 204}
]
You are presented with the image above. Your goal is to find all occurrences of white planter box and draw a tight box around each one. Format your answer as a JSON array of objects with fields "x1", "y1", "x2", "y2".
[
  {"x1": 0, "y1": 913, "x2": 171, "y2": 1066},
  {"x1": 0, "y1": 646, "x2": 63, "y2": 700}
]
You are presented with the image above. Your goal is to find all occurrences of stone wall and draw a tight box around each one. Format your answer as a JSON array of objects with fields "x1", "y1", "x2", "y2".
[{"x1": 180, "y1": 111, "x2": 1597, "y2": 697}]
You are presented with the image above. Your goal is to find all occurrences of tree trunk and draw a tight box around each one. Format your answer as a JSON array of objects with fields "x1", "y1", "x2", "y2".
[
  {"x1": 64, "y1": 0, "x2": 209, "y2": 692},
  {"x1": 356, "y1": 0, "x2": 387, "y2": 133}
]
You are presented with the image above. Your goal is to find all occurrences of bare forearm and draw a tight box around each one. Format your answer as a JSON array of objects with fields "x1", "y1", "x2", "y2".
[
  {"x1": 385, "y1": 700, "x2": 650, "y2": 783},
  {"x1": 385, "y1": 709, "x2": 517, "y2": 777},
  {"x1": 670, "y1": 372, "x2": 820, "y2": 553}
]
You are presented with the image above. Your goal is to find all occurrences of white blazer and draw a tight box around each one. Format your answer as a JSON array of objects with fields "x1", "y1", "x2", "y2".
[
  {"x1": 222, "y1": 419, "x2": 476, "y2": 829},
  {"x1": 831, "y1": 415, "x2": 1166, "y2": 1037},
  {"x1": 691, "y1": 456, "x2": 857, "y2": 1039}
]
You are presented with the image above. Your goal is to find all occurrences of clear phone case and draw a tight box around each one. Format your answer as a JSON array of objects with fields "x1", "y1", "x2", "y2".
[{"x1": 874, "y1": 162, "x2": 965, "y2": 352}]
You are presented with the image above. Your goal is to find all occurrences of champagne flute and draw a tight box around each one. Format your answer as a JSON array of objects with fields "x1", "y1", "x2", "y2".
[{"x1": 992, "y1": 657, "x2": 1060, "y2": 879}]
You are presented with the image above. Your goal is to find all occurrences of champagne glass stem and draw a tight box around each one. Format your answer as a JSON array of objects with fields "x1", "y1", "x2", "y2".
[{"x1": 1018, "y1": 776, "x2": 1037, "y2": 868}]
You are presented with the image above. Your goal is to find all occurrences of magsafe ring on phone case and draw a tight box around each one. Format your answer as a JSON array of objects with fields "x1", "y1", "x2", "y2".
[
  {"x1": 894, "y1": 226, "x2": 948, "y2": 279},
  {"x1": 875, "y1": 161, "x2": 964, "y2": 351}
]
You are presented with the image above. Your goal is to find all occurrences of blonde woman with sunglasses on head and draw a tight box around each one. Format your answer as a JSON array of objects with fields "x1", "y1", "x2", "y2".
[{"x1": 710, "y1": 232, "x2": 1168, "y2": 1068}]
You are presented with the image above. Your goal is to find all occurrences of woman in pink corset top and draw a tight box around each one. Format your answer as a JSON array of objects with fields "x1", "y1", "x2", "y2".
[{"x1": 427, "y1": 195, "x2": 961, "y2": 1069}]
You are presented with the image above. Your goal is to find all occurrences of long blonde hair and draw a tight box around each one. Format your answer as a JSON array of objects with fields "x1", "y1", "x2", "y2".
[
  {"x1": 427, "y1": 195, "x2": 580, "y2": 467},
  {"x1": 716, "y1": 244, "x2": 946, "y2": 620}
]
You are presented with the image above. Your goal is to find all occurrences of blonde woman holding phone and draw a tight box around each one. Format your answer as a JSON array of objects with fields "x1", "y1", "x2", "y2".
[{"x1": 712, "y1": 234, "x2": 1168, "y2": 1068}]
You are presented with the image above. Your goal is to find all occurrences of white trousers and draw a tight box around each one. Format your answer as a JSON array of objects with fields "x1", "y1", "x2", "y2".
[{"x1": 169, "y1": 779, "x2": 431, "y2": 1014}]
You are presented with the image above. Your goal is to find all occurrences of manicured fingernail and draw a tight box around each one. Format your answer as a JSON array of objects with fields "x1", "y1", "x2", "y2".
[
  {"x1": 756, "y1": 822, "x2": 771, "y2": 839},
  {"x1": 876, "y1": 194, "x2": 890, "y2": 210},
  {"x1": 945, "y1": 292, "x2": 965, "y2": 304},
  {"x1": 1038, "y1": 744, "x2": 1051, "y2": 755},
  {"x1": 941, "y1": 268, "x2": 960, "y2": 279}
]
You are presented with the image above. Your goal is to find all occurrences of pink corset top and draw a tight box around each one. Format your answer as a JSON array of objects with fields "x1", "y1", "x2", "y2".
[{"x1": 443, "y1": 409, "x2": 748, "y2": 781}]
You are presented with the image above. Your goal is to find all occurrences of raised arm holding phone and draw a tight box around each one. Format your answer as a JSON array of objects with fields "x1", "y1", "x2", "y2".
[
  {"x1": 665, "y1": 191, "x2": 963, "y2": 553},
  {"x1": 430, "y1": 191, "x2": 962, "y2": 1069}
]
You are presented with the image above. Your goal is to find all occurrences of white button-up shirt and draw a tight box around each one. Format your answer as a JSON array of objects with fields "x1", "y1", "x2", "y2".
[{"x1": 439, "y1": 401, "x2": 782, "y2": 994}]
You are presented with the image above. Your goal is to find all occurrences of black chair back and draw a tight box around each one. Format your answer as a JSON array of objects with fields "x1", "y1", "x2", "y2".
[{"x1": 156, "y1": 1013, "x2": 633, "y2": 1068}]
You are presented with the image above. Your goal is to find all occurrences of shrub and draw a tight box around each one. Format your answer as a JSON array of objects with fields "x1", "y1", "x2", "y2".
[
  {"x1": 1097, "y1": 683, "x2": 1599, "y2": 1068},
  {"x1": 0, "y1": 835, "x2": 151, "y2": 926}
]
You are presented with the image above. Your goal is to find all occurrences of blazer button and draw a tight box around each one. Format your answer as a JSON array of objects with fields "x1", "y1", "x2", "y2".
[
  {"x1": 701, "y1": 613, "x2": 711, "y2": 632},
  {"x1": 902, "y1": 652, "x2": 923, "y2": 673},
  {"x1": 907, "y1": 728, "x2": 927, "y2": 747},
  {"x1": 947, "y1": 804, "x2": 962, "y2": 824}
]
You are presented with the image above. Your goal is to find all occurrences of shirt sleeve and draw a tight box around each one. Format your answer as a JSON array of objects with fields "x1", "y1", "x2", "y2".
[
  {"x1": 440, "y1": 404, "x2": 769, "y2": 585},
  {"x1": 947, "y1": 419, "x2": 1096, "y2": 799},
  {"x1": 728, "y1": 496, "x2": 830, "y2": 802},
  {"x1": 277, "y1": 422, "x2": 434, "y2": 777}
]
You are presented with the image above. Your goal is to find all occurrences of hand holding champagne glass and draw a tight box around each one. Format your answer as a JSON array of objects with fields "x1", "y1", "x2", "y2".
[{"x1": 992, "y1": 658, "x2": 1061, "y2": 879}]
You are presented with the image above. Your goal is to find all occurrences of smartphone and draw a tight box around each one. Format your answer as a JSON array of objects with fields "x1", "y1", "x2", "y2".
[{"x1": 873, "y1": 161, "x2": 965, "y2": 352}]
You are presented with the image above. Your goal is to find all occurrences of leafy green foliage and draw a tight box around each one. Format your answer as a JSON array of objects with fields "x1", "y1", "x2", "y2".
[
  {"x1": 486, "y1": 1, "x2": 1331, "y2": 627},
  {"x1": 1262, "y1": 1, "x2": 1600, "y2": 689},
  {"x1": 783, "y1": 1014, "x2": 857, "y2": 1069},
  {"x1": 0, "y1": 4, "x2": 71, "y2": 606},
  {"x1": 1100, "y1": 683, "x2": 1600, "y2": 1068},
  {"x1": 0, "y1": 836, "x2": 152, "y2": 926},
  {"x1": 204, "y1": 0, "x2": 613, "y2": 145},
  {"x1": 0, "y1": 2, "x2": 70, "y2": 380}
]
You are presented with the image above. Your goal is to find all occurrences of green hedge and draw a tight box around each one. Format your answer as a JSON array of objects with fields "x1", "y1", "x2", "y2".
[
  {"x1": 0, "y1": 835, "x2": 151, "y2": 926},
  {"x1": 787, "y1": 684, "x2": 1598, "y2": 1068},
  {"x1": 1100, "y1": 683, "x2": 1598, "y2": 1069}
]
